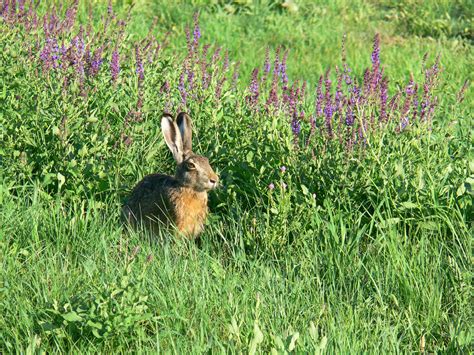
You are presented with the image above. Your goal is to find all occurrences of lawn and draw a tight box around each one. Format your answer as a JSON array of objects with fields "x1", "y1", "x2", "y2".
[{"x1": 0, "y1": 0, "x2": 472, "y2": 352}]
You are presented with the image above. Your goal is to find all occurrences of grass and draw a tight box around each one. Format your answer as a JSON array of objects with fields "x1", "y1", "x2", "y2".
[{"x1": 0, "y1": 0, "x2": 473, "y2": 353}]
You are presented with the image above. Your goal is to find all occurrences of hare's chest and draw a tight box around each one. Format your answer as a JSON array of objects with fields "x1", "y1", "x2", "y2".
[{"x1": 173, "y1": 190, "x2": 208, "y2": 238}]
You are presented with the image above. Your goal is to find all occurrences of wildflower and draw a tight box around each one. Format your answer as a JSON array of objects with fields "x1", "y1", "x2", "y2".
[
  {"x1": 211, "y1": 47, "x2": 222, "y2": 67},
  {"x1": 39, "y1": 37, "x2": 60, "y2": 71},
  {"x1": 110, "y1": 48, "x2": 120, "y2": 82},
  {"x1": 232, "y1": 61, "x2": 240, "y2": 91},
  {"x1": 456, "y1": 79, "x2": 469, "y2": 103},
  {"x1": 247, "y1": 68, "x2": 260, "y2": 107},
  {"x1": 193, "y1": 12, "x2": 201, "y2": 47},
  {"x1": 291, "y1": 115, "x2": 301, "y2": 136},
  {"x1": 146, "y1": 254, "x2": 154, "y2": 264},
  {"x1": 281, "y1": 182, "x2": 287, "y2": 190},
  {"x1": 135, "y1": 46, "x2": 144, "y2": 82},
  {"x1": 266, "y1": 76, "x2": 279, "y2": 109},
  {"x1": 323, "y1": 69, "x2": 333, "y2": 137},
  {"x1": 380, "y1": 77, "x2": 388, "y2": 122},
  {"x1": 412, "y1": 83, "x2": 419, "y2": 121},
  {"x1": 223, "y1": 50, "x2": 229, "y2": 72},
  {"x1": 268, "y1": 183, "x2": 275, "y2": 190},
  {"x1": 281, "y1": 50, "x2": 289, "y2": 89},
  {"x1": 306, "y1": 115, "x2": 316, "y2": 147},
  {"x1": 315, "y1": 75, "x2": 323, "y2": 116},
  {"x1": 90, "y1": 46, "x2": 103, "y2": 76},
  {"x1": 263, "y1": 47, "x2": 271, "y2": 77},
  {"x1": 272, "y1": 46, "x2": 281, "y2": 77},
  {"x1": 215, "y1": 77, "x2": 226, "y2": 100},
  {"x1": 371, "y1": 33, "x2": 380, "y2": 66},
  {"x1": 280, "y1": 166, "x2": 287, "y2": 173},
  {"x1": 178, "y1": 72, "x2": 187, "y2": 107}
]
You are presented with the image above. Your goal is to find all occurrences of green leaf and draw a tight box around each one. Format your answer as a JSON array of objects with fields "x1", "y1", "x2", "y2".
[
  {"x1": 400, "y1": 201, "x2": 418, "y2": 209},
  {"x1": 456, "y1": 183, "x2": 466, "y2": 196},
  {"x1": 309, "y1": 321, "x2": 318, "y2": 341},
  {"x1": 301, "y1": 184, "x2": 309, "y2": 196},
  {"x1": 86, "y1": 320, "x2": 103, "y2": 329},
  {"x1": 288, "y1": 332, "x2": 299, "y2": 351},
  {"x1": 249, "y1": 322, "x2": 264, "y2": 355},
  {"x1": 62, "y1": 311, "x2": 83, "y2": 322},
  {"x1": 57, "y1": 173, "x2": 65, "y2": 190},
  {"x1": 246, "y1": 150, "x2": 254, "y2": 163}
]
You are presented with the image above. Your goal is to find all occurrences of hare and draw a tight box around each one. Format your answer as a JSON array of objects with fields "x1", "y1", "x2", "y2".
[{"x1": 122, "y1": 112, "x2": 219, "y2": 239}]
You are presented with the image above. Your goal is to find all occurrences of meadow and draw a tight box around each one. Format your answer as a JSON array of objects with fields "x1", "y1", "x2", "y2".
[{"x1": 0, "y1": 0, "x2": 473, "y2": 352}]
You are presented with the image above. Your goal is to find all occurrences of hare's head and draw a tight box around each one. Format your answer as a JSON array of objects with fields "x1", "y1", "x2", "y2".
[{"x1": 162, "y1": 112, "x2": 219, "y2": 192}]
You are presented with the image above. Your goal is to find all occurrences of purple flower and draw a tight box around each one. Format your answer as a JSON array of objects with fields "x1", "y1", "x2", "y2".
[
  {"x1": 39, "y1": 37, "x2": 60, "y2": 71},
  {"x1": 135, "y1": 46, "x2": 144, "y2": 81},
  {"x1": 323, "y1": 69, "x2": 333, "y2": 137},
  {"x1": 291, "y1": 115, "x2": 301, "y2": 136},
  {"x1": 268, "y1": 183, "x2": 275, "y2": 190},
  {"x1": 263, "y1": 47, "x2": 271, "y2": 76},
  {"x1": 211, "y1": 47, "x2": 222, "y2": 66},
  {"x1": 266, "y1": 76, "x2": 279, "y2": 109},
  {"x1": 193, "y1": 12, "x2": 201, "y2": 47},
  {"x1": 247, "y1": 68, "x2": 260, "y2": 107},
  {"x1": 280, "y1": 166, "x2": 287, "y2": 173},
  {"x1": 456, "y1": 79, "x2": 469, "y2": 103},
  {"x1": 185, "y1": 25, "x2": 191, "y2": 53},
  {"x1": 281, "y1": 50, "x2": 289, "y2": 88},
  {"x1": 178, "y1": 72, "x2": 187, "y2": 106},
  {"x1": 281, "y1": 182, "x2": 287, "y2": 190},
  {"x1": 380, "y1": 77, "x2": 388, "y2": 122},
  {"x1": 215, "y1": 77, "x2": 226, "y2": 99},
  {"x1": 405, "y1": 77, "x2": 415, "y2": 95},
  {"x1": 371, "y1": 33, "x2": 380, "y2": 66},
  {"x1": 110, "y1": 49, "x2": 120, "y2": 82},
  {"x1": 90, "y1": 46, "x2": 103, "y2": 76},
  {"x1": 412, "y1": 83, "x2": 419, "y2": 121},
  {"x1": 272, "y1": 46, "x2": 281, "y2": 77},
  {"x1": 315, "y1": 75, "x2": 323, "y2": 116},
  {"x1": 232, "y1": 61, "x2": 240, "y2": 91},
  {"x1": 223, "y1": 50, "x2": 229, "y2": 72}
]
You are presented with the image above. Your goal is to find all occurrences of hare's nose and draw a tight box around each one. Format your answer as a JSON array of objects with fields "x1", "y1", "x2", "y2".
[{"x1": 210, "y1": 178, "x2": 217, "y2": 185}]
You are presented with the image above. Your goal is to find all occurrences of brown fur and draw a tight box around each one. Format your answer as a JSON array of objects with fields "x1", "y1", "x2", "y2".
[{"x1": 121, "y1": 113, "x2": 218, "y2": 239}]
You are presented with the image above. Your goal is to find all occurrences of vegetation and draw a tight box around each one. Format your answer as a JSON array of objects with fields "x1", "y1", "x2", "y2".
[{"x1": 0, "y1": 0, "x2": 472, "y2": 352}]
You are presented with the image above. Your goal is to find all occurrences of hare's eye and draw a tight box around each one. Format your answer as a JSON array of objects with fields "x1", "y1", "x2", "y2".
[{"x1": 186, "y1": 161, "x2": 196, "y2": 170}]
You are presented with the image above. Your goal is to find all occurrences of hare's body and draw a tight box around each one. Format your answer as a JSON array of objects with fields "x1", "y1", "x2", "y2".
[
  {"x1": 122, "y1": 113, "x2": 218, "y2": 239},
  {"x1": 122, "y1": 173, "x2": 208, "y2": 238}
]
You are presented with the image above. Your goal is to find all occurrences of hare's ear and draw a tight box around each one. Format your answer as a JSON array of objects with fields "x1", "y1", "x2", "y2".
[
  {"x1": 176, "y1": 112, "x2": 192, "y2": 157},
  {"x1": 161, "y1": 114, "x2": 184, "y2": 163}
]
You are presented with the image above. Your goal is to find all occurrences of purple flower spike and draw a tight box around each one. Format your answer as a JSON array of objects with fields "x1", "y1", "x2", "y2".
[
  {"x1": 315, "y1": 75, "x2": 323, "y2": 116},
  {"x1": 90, "y1": 46, "x2": 103, "y2": 76},
  {"x1": 193, "y1": 12, "x2": 201, "y2": 47},
  {"x1": 281, "y1": 50, "x2": 289, "y2": 88},
  {"x1": 371, "y1": 33, "x2": 380, "y2": 66},
  {"x1": 456, "y1": 79, "x2": 469, "y2": 103},
  {"x1": 291, "y1": 116, "x2": 301, "y2": 136},
  {"x1": 111, "y1": 49, "x2": 120, "y2": 83},
  {"x1": 135, "y1": 46, "x2": 144, "y2": 81},
  {"x1": 247, "y1": 68, "x2": 260, "y2": 107},
  {"x1": 380, "y1": 77, "x2": 388, "y2": 122},
  {"x1": 178, "y1": 72, "x2": 187, "y2": 107},
  {"x1": 263, "y1": 47, "x2": 271, "y2": 75}
]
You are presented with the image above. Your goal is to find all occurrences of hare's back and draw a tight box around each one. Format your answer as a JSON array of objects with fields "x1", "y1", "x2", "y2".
[{"x1": 123, "y1": 174, "x2": 178, "y2": 222}]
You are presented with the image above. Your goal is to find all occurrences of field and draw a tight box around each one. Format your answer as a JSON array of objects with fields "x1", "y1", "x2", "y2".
[{"x1": 0, "y1": 0, "x2": 473, "y2": 352}]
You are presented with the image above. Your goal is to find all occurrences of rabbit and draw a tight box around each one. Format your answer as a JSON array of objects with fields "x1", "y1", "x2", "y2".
[{"x1": 122, "y1": 112, "x2": 219, "y2": 239}]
